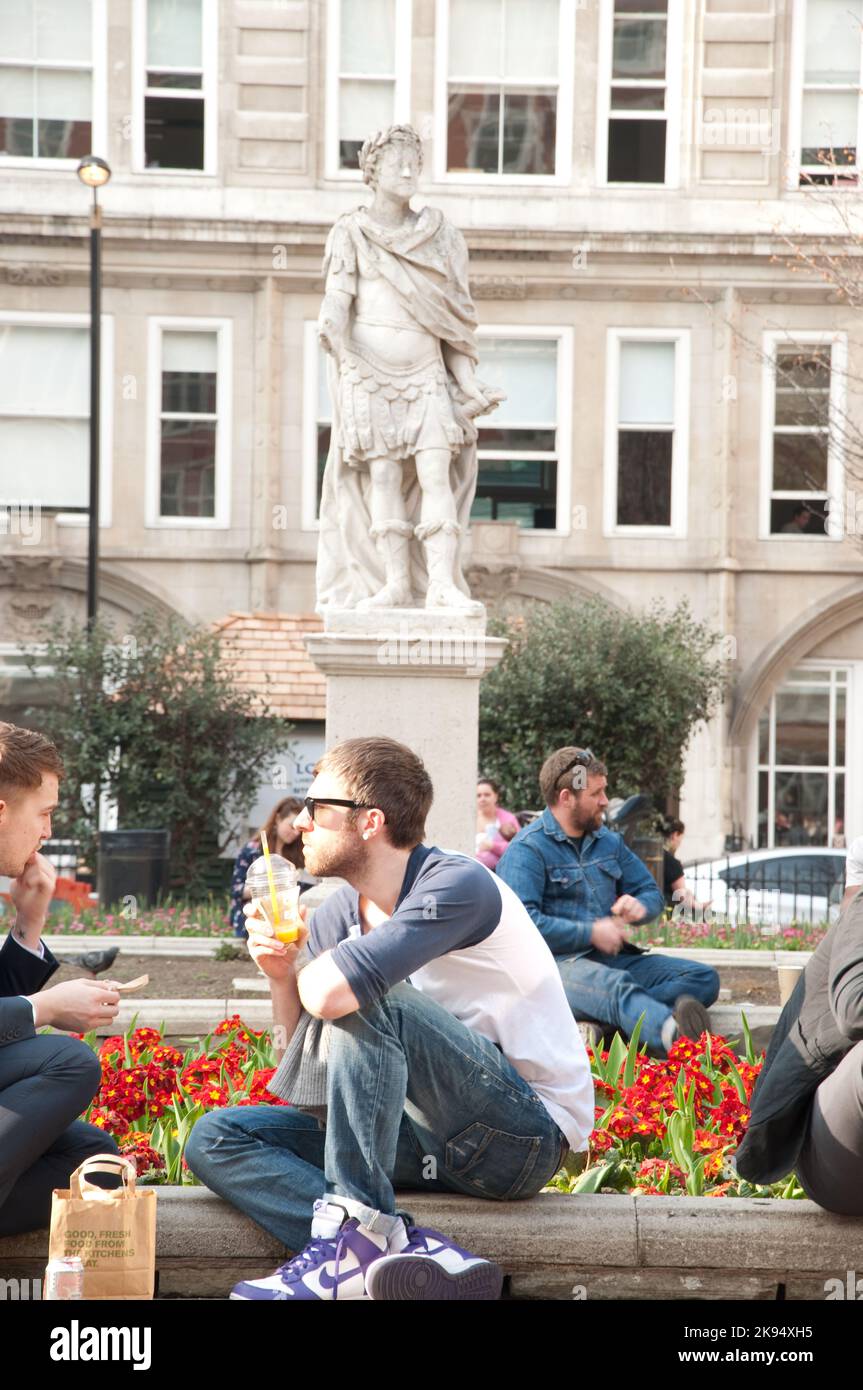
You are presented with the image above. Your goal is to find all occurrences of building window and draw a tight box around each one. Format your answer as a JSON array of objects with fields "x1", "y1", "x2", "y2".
[
  {"x1": 0, "y1": 0, "x2": 103, "y2": 162},
  {"x1": 0, "y1": 313, "x2": 112, "y2": 520},
  {"x1": 159, "y1": 332, "x2": 217, "y2": 518},
  {"x1": 302, "y1": 327, "x2": 330, "y2": 528},
  {"x1": 0, "y1": 320, "x2": 88, "y2": 503},
  {"x1": 442, "y1": 0, "x2": 563, "y2": 177},
  {"x1": 756, "y1": 665, "x2": 848, "y2": 848},
  {"x1": 327, "y1": 0, "x2": 411, "y2": 176},
  {"x1": 471, "y1": 337, "x2": 559, "y2": 528},
  {"x1": 605, "y1": 331, "x2": 689, "y2": 534},
  {"x1": 606, "y1": 0, "x2": 670, "y2": 182},
  {"x1": 315, "y1": 344, "x2": 331, "y2": 516},
  {"x1": 762, "y1": 332, "x2": 845, "y2": 539},
  {"x1": 303, "y1": 325, "x2": 572, "y2": 532},
  {"x1": 136, "y1": 0, "x2": 216, "y2": 173},
  {"x1": 795, "y1": 0, "x2": 863, "y2": 187},
  {"x1": 147, "y1": 319, "x2": 231, "y2": 526}
]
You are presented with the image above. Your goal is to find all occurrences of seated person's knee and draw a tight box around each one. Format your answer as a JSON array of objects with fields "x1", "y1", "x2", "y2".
[
  {"x1": 54, "y1": 1036, "x2": 103, "y2": 1095},
  {"x1": 79, "y1": 1126, "x2": 120, "y2": 1160},
  {"x1": 184, "y1": 1110, "x2": 224, "y2": 1174},
  {"x1": 701, "y1": 965, "x2": 720, "y2": 1004}
]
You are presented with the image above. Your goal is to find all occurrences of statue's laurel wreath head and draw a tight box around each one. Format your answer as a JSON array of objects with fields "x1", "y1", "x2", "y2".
[{"x1": 358, "y1": 124, "x2": 424, "y2": 188}]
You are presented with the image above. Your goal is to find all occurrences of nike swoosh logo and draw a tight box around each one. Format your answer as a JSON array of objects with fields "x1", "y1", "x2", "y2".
[{"x1": 318, "y1": 1265, "x2": 364, "y2": 1292}]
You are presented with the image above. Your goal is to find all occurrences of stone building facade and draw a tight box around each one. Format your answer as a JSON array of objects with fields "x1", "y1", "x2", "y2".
[{"x1": 1, "y1": 0, "x2": 862, "y2": 858}]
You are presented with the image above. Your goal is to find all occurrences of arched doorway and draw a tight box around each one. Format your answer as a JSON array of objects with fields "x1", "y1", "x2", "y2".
[
  {"x1": 730, "y1": 581, "x2": 863, "y2": 849},
  {"x1": 0, "y1": 558, "x2": 197, "y2": 724}
]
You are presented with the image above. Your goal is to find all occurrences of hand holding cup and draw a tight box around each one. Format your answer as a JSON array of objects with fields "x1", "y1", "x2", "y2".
[{"x1": 243, "y1": 899, "x2": 308, "y2": 982}]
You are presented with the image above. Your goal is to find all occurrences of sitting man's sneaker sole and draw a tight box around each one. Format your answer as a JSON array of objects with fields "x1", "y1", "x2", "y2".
[
  {"x1": 673, "y1": 994, "x2": 711, "y2": 1041},
  {"x1": 366, "y1": 1254, "x2": 503, "y2": 1301},
  {"x1": 229, "y1": 1287, "x2": 370, "y2": 1301}
]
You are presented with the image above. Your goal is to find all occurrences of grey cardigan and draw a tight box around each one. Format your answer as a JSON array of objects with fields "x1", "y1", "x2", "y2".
[{"x1": 266, "y1": 951, "x2": 330, "y2": 1116}]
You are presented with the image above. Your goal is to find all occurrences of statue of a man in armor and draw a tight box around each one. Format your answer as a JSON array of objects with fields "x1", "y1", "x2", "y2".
[{"x1": 315, "y1": 124, "x2": 503, "y2": 613}]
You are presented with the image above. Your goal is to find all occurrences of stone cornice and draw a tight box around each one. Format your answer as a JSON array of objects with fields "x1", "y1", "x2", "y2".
[
  {"x1": 0, "y1": 256, "x2": 853, "y2": 305},
  {"x1": 2, "y1": 215, "x2": 862, "y2": 264},
  {"x1": 305, "y1": 630, "x2": 508, "y2": 680}
]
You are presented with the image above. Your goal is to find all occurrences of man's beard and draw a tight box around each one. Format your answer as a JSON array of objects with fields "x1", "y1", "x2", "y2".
[
  {"x1": 302, "y1": 832, "x2": 370, "y2": 883},
  {"x1": 569, "y1": 806, "x2": 603, "y2": 836}
]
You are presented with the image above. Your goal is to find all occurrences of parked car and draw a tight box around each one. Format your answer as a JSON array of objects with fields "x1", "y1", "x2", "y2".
[{"x1": 682, "y1": 847, "x2": 847, "y2": 926}]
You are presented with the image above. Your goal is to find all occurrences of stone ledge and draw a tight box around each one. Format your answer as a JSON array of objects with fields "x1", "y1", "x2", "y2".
[
  {"x1": 90, "y1": 999, "x2": 273, "y2": 1036},
  {"x1": 650, "y1": 947, "x2": 813, "y2": 969},
  {"x1": 321, "y1": 607, "x2": 488, "y2": 636},
  {"x1": 2, "y1": 1190, "x2": 861, "y2": 1300},
  {"x1": 82, "y1": 997, "x2": 780, "y2": 1037},
  {"x1": 305, "y1": 631, "x2": 508, "y2": 680},
  {"x1": 41, "y1": 935, "x2": 222, "y2": 958}
]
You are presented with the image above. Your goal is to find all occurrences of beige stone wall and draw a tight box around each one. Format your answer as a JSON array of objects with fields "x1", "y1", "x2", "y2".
[
  {"x1": 228, "y1": 1, "x2": 312, "y2": 183},
  {"x1": 696, "y1": 0, "x2": 780, "y2": 190}
]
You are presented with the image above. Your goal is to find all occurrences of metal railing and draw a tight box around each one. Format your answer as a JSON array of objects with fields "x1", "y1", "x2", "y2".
[{"x1": 679, "y1": 855, "x2": 845, "y2": 926}]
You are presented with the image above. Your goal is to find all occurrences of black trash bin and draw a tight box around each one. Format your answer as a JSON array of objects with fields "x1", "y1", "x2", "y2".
[
  {"x1": 607, "y1": 795, "x2": 664, "y2": 890},
  {"x1": 97, "y1": 829, "x2": 171, "y2": 909},
  {"x1": 630, "y1": 833, "x2": 664, "y2": 891}
]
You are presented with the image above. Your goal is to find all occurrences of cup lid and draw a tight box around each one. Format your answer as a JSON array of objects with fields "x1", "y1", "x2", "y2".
[{"x1": 246, "y1": 853, "x2": 296, "y2": 885}]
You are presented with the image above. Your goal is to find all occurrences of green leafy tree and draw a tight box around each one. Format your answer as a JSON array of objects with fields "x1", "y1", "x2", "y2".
[
  {"x1": 479, "y1": 596, "x2": 728, "y2": 812},
  {"x1": 25, "y1": 611, "x2": 291, "y2": 899}
]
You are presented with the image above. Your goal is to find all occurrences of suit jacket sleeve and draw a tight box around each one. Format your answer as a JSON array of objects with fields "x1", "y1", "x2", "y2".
[
  {"x1": 0, "y1": 930, "x2": 60, "y2": 993},
  {"x1": 0, "y1": 994, "x2": 40, "y2": 1047},
  {"x1": 0, "y1": 931, "x2": 60, "y2": 1047}
]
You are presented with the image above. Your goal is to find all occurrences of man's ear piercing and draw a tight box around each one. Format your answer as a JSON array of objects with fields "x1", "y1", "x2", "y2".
[{"x1": 362, "y1": 831, "x2": 371, "y2": 840}]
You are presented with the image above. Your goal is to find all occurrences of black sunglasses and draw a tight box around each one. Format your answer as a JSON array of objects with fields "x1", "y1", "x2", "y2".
[
  {"x1": 556, "y1": 749, "x2": 596, "y2": 790},
  {"x1": 302, "y1": 796, "x2": 370, "y2": 823}
]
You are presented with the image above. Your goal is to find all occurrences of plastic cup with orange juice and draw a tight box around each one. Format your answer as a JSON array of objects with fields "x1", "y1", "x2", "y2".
[{"x1": 245, "y1": 853, "x2": 302, "y2": 944}]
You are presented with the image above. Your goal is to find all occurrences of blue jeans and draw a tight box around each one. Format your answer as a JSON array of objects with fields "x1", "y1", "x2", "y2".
[
  {"x1": 185, "y1": 984, "x2": 568, "y2": 1253},
  {"x1": 556, "y1": 950, "x2": 720, "y2": 1051}
]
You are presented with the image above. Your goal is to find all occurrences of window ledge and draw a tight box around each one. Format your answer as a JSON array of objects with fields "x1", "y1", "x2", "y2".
[
  {"x1": 131, "y1": 169, "x2": 218, "y2": 180},
  {"x1": 144, "y1": 519, "x2": 230, "y2": 530}
]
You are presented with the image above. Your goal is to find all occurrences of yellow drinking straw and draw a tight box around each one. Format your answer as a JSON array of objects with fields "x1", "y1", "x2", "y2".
[{"x1": 260, "y1": 830, "x2": 281, "y2": 928}]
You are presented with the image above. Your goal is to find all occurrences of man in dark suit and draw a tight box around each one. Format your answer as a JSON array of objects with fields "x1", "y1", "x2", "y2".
[{"x1": 0, "y1": 722, "x2": 122, "y2": 1236}]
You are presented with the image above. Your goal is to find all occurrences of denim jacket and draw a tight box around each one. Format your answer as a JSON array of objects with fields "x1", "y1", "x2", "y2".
[{"x1": 497, "y1": 809, "x2": 665, "y2": 958}]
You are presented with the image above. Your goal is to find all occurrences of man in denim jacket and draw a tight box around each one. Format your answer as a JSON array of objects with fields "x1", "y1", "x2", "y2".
[{"x1": 497, "y1": 746, "x2": 719, "y2": 1055}]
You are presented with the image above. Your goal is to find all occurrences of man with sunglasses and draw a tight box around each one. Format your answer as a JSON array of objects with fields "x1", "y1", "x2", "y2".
[
  {"x1": 185, "y1": 736, "x2": 593, "y2": 1301},
  {"x1": 497, "y1": 746, "x2": 719, "y2": 1055}
]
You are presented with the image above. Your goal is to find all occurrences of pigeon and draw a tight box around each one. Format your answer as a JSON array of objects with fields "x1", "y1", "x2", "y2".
[{"x1": 62, "y1": 946, "x2": 120, "y2": 977}]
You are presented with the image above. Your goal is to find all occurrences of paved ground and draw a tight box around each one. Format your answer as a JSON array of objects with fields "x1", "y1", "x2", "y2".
[
  {"x1": 50, "y1": 949, "x2": 256, "y2": 1000},
  {"x1": 720, "y1": 968, "x2": 780, "y2": 1005}
]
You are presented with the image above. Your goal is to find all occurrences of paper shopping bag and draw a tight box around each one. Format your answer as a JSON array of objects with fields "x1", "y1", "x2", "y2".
[{"x1": 49, "y1": 1154, "x2": 157, "y2": 1299}]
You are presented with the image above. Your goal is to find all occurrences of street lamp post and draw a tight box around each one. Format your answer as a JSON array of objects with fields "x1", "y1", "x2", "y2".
[{"x1": 76, "y1": 155, "x2": 111, "y2": 629}]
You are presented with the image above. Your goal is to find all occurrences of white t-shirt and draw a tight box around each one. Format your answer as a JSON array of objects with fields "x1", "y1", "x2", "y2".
[
  {"x1": 309, "y1": 845, "x2": 595, "y2": 1152},
  {"x1": 846, "y1": 836, "x2": 863, "y2": 886}
]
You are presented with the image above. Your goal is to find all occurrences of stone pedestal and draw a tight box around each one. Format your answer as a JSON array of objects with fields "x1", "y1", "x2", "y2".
[{"x1": 305, "y1": 609, "x2": 507, "y2": 855}]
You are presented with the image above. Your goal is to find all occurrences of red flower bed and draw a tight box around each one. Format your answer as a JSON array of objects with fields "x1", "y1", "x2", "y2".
[
  {"x1": 554, "y1": 1024, "x2": 804, "y2": 1200},
  {"x1": 81, "y1": 1019, "x2": 288, "y2": 1182}
]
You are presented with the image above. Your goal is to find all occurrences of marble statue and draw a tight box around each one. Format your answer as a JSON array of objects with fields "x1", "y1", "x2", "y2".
[{"x1": 315, "y1": 124, "x2": 504, "y2": 614}]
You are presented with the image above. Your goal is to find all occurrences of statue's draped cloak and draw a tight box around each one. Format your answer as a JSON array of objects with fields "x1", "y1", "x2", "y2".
[{"x1": 315, "y1": 206, "x2": 482, "y2": 610}]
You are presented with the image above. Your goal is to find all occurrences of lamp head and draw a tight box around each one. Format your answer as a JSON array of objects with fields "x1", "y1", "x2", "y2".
[{"x1": 76, "y1": 155, "x2": 111, "y2": 189}]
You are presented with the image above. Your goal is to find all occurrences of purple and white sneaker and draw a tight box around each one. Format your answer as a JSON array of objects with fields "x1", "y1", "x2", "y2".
[
  {"x1": 230, "y1": 1200, "x2": 390, "y2": 1301},
  {"x1": 365, "y1": 1223, "x2": 503, "y2": 1301}
]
